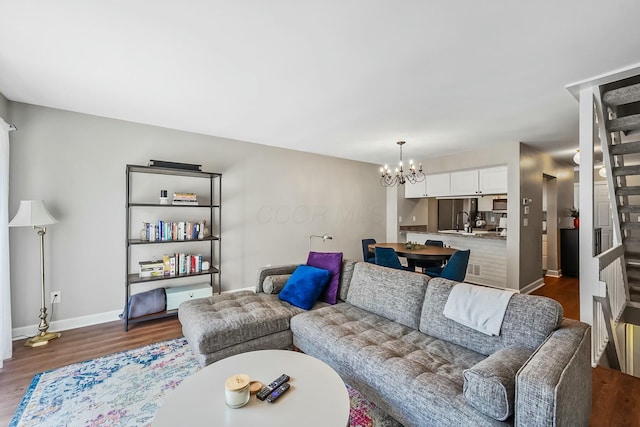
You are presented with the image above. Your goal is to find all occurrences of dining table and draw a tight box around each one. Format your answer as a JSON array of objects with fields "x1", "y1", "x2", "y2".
[{"x1": 368, "y1": 243, "x2": 457, "y2": 271}]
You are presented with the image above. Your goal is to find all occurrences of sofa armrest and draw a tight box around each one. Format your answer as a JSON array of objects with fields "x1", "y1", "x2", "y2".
[
  {"x1": 515, "y1": 318, "x2": 591, "y2": 427},
  {"x1": 255, "y1": 264, "x2": 298, "y2": 293}
]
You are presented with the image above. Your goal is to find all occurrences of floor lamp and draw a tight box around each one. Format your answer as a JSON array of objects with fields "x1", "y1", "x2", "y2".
[{"x1": 9, "y1": 200, "x2": 60, "y2": 347}]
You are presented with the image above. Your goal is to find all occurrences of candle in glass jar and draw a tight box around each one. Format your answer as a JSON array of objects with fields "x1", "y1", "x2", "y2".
[{"x1": 225, "y1": 374, "x2": 250, "y2": 408}]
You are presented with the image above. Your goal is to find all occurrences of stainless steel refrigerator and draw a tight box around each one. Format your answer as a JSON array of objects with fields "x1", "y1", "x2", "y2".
[{"x1": 437, "y1": 198, "x2": 477, "y2": 230}]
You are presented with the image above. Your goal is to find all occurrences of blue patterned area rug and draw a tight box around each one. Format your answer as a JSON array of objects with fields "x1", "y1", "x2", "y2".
[{"x1": 11, "y1": 338, "x2": 400, "y2": 427}]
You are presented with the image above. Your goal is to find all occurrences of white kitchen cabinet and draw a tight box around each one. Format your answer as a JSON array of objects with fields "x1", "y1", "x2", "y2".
[
  {"x1": 450, "y1": 166, "x2": 507, "y2": 196},
  {"x1": 450, "y1": 170, "x2": 479, "y2": 195},
  {"x1": 404, "y1": 181, "x2": 427, "y2": 198},
  {"x1": 405, "y1": 166, "x2": 506, "y2": 198},
  {"x1": 426, "y1": 173, "x2": 451, "y2": 197},
  {"x1": 478, "y1": 166, "x2": 508, "y2": 194},
  {"x1": 404, "y1": 173, "x2": 450, "y2": 198}
]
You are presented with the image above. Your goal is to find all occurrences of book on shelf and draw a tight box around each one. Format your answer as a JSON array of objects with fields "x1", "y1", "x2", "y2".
[
  {"x1": 171, "y1": 200, "x2": 199, "y2": 206},
  {"x1": 162, "y1": 253, "x2": 205, "y2": 276},
  {"x1": 138, "y1": 255, "x2": 205, "y2": 278},
  {"x1": 141, "y1": 221, "x2": 203, "y2": 241},
  {"x1": 139, "y1": 260, "x2": 164, "y2": 278},
  {"x1": 172, "y1": 192, "x2": 198, "y2": 205}
]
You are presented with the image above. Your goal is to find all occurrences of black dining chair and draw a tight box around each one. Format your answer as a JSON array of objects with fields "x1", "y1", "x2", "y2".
[
  {"x1": 414, "y1": 240, "x2": 444, "y2": 273},
  {"x1": 361, "y1": 238, "x2": 376, "y2": 263}
]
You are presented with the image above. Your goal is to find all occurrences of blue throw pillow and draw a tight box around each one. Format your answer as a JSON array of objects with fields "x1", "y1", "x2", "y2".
[{"x1": 278, "y1": 265, "x2": 331, "y2": 310}]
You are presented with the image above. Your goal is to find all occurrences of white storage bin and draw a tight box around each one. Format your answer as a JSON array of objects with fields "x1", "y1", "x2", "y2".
[{"x1": 166, "y1": 283, "x2": 212, "y2": 310}]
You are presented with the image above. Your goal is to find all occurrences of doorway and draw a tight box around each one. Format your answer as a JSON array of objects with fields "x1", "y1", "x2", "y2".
[{"x1": 543, "y1": 174, "x2": 560, "y2": 277}]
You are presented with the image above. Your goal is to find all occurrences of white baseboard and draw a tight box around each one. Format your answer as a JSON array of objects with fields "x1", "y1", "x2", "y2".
[
  {"x1": 11, "y1": 287, "x2": 255, "y2": 341},
  {"x1": 522, "y1": 278, "x2": 545, "y2": 294},
  {"x1": 545, "y1": 269, "x2": 562, "y2": 278},
  {"x1": 12, "y1": 309, "x2": 122, "y2": 341}
]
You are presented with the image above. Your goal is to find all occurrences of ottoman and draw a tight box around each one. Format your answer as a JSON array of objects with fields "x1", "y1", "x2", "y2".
[{"x1": 179, "y1": 290, "x2": 304, "y2": 366}]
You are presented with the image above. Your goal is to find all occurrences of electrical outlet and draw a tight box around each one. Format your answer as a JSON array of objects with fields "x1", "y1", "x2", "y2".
[{"x1": 51, "y1": 291, "x2": 61, "y2": 304}]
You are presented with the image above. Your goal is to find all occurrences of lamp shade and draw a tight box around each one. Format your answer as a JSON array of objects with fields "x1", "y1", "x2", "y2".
[{"x1": 9, "y1": 200, "x2": 57, "y2": 227}]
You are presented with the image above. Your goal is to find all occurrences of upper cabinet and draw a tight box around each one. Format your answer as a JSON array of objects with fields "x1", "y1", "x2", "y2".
[
  {"x1": 404, "y1": 165, "x2": 507, "y2": 198},
  {"x1": 450, "y1": 166, "x2": 507, "y2": 196},
  {"x1": 405, "y1": 173, "x2": 451, "y2": 198},
  {"x1": 450, "y1": 170, "x2": 479, "y2": 196},
  {"x1": 478, "y1": 166, "x2": 508, "y2": 195},
  {"x1": 426, "y1": 173, "x2": 451, "y2": 197},
  {"x1": 404, "y1": 180, "x2": 427, "y2": 198}
]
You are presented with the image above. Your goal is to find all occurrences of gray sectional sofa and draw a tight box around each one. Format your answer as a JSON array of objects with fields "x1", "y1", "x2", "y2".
[{"x1": 178, "y1": 260, "x2": 592, "y2": 426}]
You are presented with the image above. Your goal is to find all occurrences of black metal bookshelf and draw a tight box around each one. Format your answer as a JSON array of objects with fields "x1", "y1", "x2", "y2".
[{"x1": 124, "y1": 164, "x2": 222, "y2": 331}]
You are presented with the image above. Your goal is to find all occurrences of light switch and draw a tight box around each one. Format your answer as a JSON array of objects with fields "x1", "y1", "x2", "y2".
[
  {"x1": 524, "y1": 206, "x2": 529, "y2": 215},
  {"x1": 399, "y1": 216, "x2": 402, "y2": 223},
  {"x1": 412, "y1": 216, "x2": 416, "y2": 222}
]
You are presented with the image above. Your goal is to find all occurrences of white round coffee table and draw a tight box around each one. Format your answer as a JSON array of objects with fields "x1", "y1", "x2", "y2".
[{"x1": 153, "y1": 349, "x2": 350, "y2": 427}]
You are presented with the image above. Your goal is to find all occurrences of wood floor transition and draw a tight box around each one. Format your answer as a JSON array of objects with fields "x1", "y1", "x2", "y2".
[{"x1": 0, "y1": 276, "x2": 639, "y2": 426}]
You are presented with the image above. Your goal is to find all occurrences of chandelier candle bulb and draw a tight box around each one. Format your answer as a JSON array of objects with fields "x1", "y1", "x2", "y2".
[{"x1": 224, "y1": 374, "x2": 250, "y2": 408}]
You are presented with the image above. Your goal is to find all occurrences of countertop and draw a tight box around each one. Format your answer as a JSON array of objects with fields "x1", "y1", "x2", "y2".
[{"x1": 401, "y1": 226, "x2": 506, "y2": 241}]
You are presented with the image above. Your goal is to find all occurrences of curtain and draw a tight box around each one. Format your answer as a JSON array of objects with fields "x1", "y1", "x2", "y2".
[{"x1": 0, "y1": 118, "x2": 12, "y2": 368}]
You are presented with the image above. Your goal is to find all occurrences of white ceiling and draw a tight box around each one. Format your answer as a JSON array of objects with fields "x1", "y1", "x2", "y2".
[{"x1": 2, "y1": 1, "x2": 640, "y2": 167}]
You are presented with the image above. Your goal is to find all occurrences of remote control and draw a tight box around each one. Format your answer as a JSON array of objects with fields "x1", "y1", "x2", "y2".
[
  {"x1": 266, "y1": 383, "x2": 290, "y2": 403},
  {"x1": 256, "y1": 374, "x2": 290, "y2": 401}
]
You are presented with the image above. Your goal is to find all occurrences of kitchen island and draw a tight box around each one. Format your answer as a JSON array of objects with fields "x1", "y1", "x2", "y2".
[{"x1": 404, "y1": 231, "x2": 507, "y2": 289}]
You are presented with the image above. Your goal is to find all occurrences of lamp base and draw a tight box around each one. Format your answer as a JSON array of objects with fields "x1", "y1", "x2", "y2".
[{"x1": 24, "y1": 331, "x2": 61, "y2": 348}]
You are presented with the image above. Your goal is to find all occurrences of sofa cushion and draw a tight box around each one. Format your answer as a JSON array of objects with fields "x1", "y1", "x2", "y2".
[
  {"x1": 263, "y1": 274, "x2": 290, "y2": 294},
  {"x1": 179, "y1": 291, "x2": 303, "y2": 355},
  {"x1": 346, "y1": 262, "x2": 429, "y2": 329},
  {"x1": 291, "y1": 303, "x2": 502, "y2": 426},
  {"x1": 338, "y1": 259, "x2": 357, "y2": 302},
  {"x1": 307, "y1": 251, "x2": 343, "y2": 304},
  {"x1": 463, "y1": 346, "x2": 533, "y2": 421},
  {"x1": 420, "y1": 278, "x2": 563, "y2": 356},
  {"x1": 279, "y1": 265, "x2": 330, "y2": 310}
]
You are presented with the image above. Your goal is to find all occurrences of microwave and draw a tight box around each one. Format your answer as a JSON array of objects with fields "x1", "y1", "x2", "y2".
[{"x1": 492, "y1": 199, "x2": 508, "y2": 211}]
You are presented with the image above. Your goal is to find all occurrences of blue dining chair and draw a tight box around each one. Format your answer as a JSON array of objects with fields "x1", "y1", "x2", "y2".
[
  {"x1": 414, "y1": 240, "x2": 444, "y2": 273},
  {"x1": 375, "y1": 247, "x2": 409, "y2": 270},
  {"x1": 425, "y1": 249, "x2": 470, "y2": 282},
  {"x1": 362, "y1": 238, "x2": 376, "y2": 263}
]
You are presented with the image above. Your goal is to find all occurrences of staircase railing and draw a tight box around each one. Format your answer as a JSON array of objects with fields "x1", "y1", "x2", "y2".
[
  {"x1": 593, "y1": 245, "x2": 626, "y2": 369},
  {"x1": 590, "y1": 87, "x2": 630, "y2": 370}
]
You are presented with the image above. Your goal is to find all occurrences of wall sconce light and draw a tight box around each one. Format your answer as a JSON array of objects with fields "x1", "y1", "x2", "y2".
[
  {"x1": 309, "y1": 234, "x2": 333, "y2": 251},
  {"x1": 573, "y1": 149, "x2": 580, "y2": 165}
]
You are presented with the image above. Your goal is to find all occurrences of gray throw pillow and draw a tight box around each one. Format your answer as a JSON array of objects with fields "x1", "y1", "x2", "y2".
[
  {"x1": 263, "y1": 274, "x2": 291, "y2": 294},
  {"x1": 121, "y1": 287, "x2": 166, "y2": 318},
  {"x1": 463, "y1": 346, "x2": 532, "y2": 421}
]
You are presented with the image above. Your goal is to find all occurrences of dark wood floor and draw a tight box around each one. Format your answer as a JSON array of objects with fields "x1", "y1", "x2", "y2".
[{"x1": 1, "y1": 276, "x2": 639, "y2": 426}]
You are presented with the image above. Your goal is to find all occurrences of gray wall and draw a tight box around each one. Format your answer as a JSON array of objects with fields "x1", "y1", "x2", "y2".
[
  {"x1": 0, "y1": 92, "x2": 8, "y2": 120},
  {"x1": 7, "y1": 102, "x2": 386, "y2": 330},
  {"x1": 518, "y1": 144, "x2": 573, "y2": 288}
]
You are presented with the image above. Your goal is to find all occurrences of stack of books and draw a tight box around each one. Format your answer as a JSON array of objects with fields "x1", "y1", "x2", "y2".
[
  {"x1": 162, "y1": 253, "x2": 205, "y2": 276},
  {"x1": 139, "y1": 260, "x2": 165, "y2": 278},
  {"x1": 172, "y1": 192, "x2": 198, "y2": 205}
]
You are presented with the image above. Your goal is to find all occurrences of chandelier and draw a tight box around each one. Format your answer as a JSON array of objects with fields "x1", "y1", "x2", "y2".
[{"x1": 380, "y1": 141, "x2": 425, "y2": 187}]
